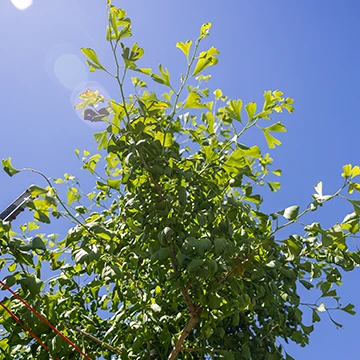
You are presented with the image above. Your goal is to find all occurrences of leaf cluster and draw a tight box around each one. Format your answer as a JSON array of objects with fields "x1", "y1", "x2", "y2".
[{"x1": 1, "y1": 2, "x2": 360, "y2": 360}]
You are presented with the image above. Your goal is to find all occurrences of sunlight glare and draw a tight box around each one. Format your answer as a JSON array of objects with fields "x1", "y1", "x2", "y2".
[
  {"x1": 10, "y1": 0, "x2": 33, "y2": 10},
  {"x1": 71, "y1": 81, "x2": 110, "y2": 130},
  {"x1": 54, "y1": 54, "x2": 88, "y2": 90}
]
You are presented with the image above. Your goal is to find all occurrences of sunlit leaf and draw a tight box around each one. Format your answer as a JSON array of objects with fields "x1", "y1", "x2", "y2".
[{"x1": 176, "y1": 40, "x2": 192, "y2": 60}]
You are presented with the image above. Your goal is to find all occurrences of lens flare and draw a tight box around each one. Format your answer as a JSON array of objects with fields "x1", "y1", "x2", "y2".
[
  {"x1": 71, "y1": 81, "x2": 110, "y2": 129},
  {"x1": 54, "y1": 54, "x2": 88, "y2": 90},
  {"x1": 10, "y1": 0, "x2": 33, "y2": 10},
  {"x1": 45, "y1": 43, "x2": 88, "y2": 91}
]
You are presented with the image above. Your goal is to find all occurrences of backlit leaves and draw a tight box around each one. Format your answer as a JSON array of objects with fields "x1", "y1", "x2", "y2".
[
  {"x1": 192, "y1": 46, "x2": 219, "y2": 77},
  {"x1": 81, "y1": 48, "x2": 107, "y2": 72},
  {"x1": 2, "y1": 157, "x2": 20, "y2": 177},
  {"x1": 2, "y1": 4, "x2": 360, "y2": 360},
  {"x1": 176, "y1": 40, "x2": 192, "y2": 61}
]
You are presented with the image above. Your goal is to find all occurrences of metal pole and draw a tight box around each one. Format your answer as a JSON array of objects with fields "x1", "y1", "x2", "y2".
[{"x1": 0, "y1": 189, "x2": 31, "y2": 222}]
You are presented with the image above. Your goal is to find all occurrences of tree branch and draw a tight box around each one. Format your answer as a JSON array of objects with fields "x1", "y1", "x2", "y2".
[{"x1": 167, "y1": 307, "x2": 201, "y2": 360}]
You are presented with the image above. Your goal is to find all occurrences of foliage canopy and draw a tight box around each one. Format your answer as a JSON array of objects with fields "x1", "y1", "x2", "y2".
[{"x1": 1, "y1": 2, "x2": 360, "y2": 359}]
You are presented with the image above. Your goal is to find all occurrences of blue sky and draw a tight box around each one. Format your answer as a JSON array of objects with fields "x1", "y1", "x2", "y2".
[{"x1": 1, "y1": 0, "x2": 360, "y2": 358}]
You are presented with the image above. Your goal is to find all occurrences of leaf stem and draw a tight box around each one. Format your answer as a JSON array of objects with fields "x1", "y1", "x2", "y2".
[{"x1": 271, "y1": 179, "x2": 349, "y2": 237}]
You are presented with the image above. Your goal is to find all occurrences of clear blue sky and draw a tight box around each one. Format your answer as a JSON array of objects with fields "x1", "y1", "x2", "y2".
[{"x1": 1, "y1": 0, "x2": 360, "y2": 358}]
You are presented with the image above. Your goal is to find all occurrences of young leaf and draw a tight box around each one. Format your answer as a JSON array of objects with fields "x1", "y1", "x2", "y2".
[
  {"x1": 225, "y1": 99, "x2": 243, "y2": 122},
  {"x1": 262, "y1": 122, "x2": 287, "y2": 133},
  {"x1": 245, "y1": 102, "x2": 256, "y2": 121},
  {"x1": 81, "y1": 48, "x2": 106, "y2": 72},
  {"x1": 342, "y1": 164, "x2": 352, "y2": 178},
  {"x1": 151, "y1": 65, "x2": 171, "y2": 87},
  {"x1": 183, "y1": 91, "x2": 206, "y2": 109},
  {"x1": 200, "y1": 22, "x2": 212, "y2": 38},
  {"x1": 267, "y1": 182, "x2": 281, "y2": 192},
  {"x1": 176, "y1": 40, "x2": 192, "y2": 60},
  {"x1": 2, "y1": 158, "x2": 20, "y2": 177},
  {"x1": 159, "y1": 64, "x2": 170, "y2": 86},
  {"x1": 262, "y1": 130, "x2": 282, "y2": 149},
  {"x1": 283, "y1": 205, "x2": 300, "y2": 220},
  {"x1": 192, "y1": 47, "x2": 219, "y2": 77},
  {"x1": 29, "y1": 185, "x2": 47, "y2": 197}
]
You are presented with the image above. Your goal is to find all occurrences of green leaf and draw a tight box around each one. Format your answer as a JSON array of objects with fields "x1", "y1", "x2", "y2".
[
  {"x1": 107, "y1": 178, "x2": 121, "y2": 190},
  {"x1": 348, "y1": 199, "x2": 360, "y2": 216},
  {"x1": 29, "y1": 185, "x2": 47, "y2": 197},
  {"x1": 7, "y1": 263, "x2": 17, "y2": 272},
  {"x1": 300, "y1": 279, "x2": 314, "y2": 290},
  {"x1": 214, "y1": 88, "x2": 223, "y2": 100},
  {"x1": 81, "y1": 48, "x2": 106, "y2": 72},
  {"x1": 242, "y1": 145, "x2": 261, "y2": 158},
  {"x1": 187, "y1": 258, "x2": 204, "y2": 271},
  {"x1": 263, "y1": 122, "x2": 287, "y2": 133},
  {"x1": 94, "y1": 131, "x2": 108, "y2": 150},
  {"x1": 208, "y1": 294, "x2": 221, "y2": 309},
  {"x1": 192, "y1": 47, "x2": 219, "y2": 77},
  {"x1": 184, "y1": 237, "x2": 212, "y2": 251},
  {"x1": 32, "y1": 237, "x2": 46, "y2": 252},
  {"x1": 312, "y1": 309, "x2": 321, "y2": 323},
  {"x1": 155, "y1": 132, "x2": 173, "y2": 147},
  {"x1": 225, "y1": 99, "x2": 242, "y2": 122},
  {"x1": 176, "y1": 40, "x2": 192, "y2": 60},
  {"x1": 245, "y1": 102, "x2": 256, "y2": 121},
  {"x1": 34, "y1": 211, "x2": 50, "y2": 224},
  {"x1": 341, "y1": 303, "x2": 356, "y2": 315},
  {"x1": 74, "y1": 248, "x2": 89, "y2": 264},
  {"x1": 350, "y1": 165, "x2": 360, "y2": 178},
  {"x1": 132, "y1": 67, "x2": 152, "y2": 75},
  {"x1": 67, "y1": 187, "x2": 79, "y2": 205},
  {"x1": 223, "y1": 150, "x2": 247, "y2": 174},
  {"x1": 122, "y1": 42, "x2": 144, "y2": 63},
  {"x1": 282, "y1": 205, "x2": 300, "y2": 220},
  {"x1": 214, "y1": 238, "x2": 226, "y2": 255},
  {"x1": 18, "y1": 276, "x2": 43, "y2": 297},
  {"x1": 151, "y1": 64, "x2": 171, "y2": 87},
  {"x1": 342, "y1": 164, "x2": 352, "y2": 178},
  {"x1": 200, "y1": 22, "x2": 212, "y2": 38},
  {"x1": 2, "y1": 158, "x2": 20, "y2": 177},
  {"x1": 321, "y1": 233, "x2": 333, "y2": 247},
  {"x1": 262, "y1": 130, "x2": 282, "y2": 148},
  {"x1": 183, "y1": 91, "x2": 206, "y2": 109},
  {"x1": 267, "y1": 181, "x2": 281, "y2": 192}
]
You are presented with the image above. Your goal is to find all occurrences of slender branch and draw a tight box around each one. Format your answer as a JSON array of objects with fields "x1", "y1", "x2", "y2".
[
  {"x1": 65, "y1": 322, "x2": 122, "y2": 355},
  {"x1": 181, "y1": 286, "x2": 196, "y2": 314},
  {"x1": 22, "y1": 168, "x2": 87, "y2": 232},
  {"x1": 270, "y1": 179, "x2": 349, "y2": 237},
  {"x1": 167, "y1": 308, "x2": 201, "y2": 360},
  {"x1": 170, "y1": 38, "x2": 202, "y2": 120},
  {"x1": 218, "y1": 258, "x2": 247, "y2": 285},
  {"x1": 108, "y1": 19, "x2": 130, "y2": 125}
]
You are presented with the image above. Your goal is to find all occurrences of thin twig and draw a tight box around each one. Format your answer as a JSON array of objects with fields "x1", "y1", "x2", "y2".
[{"x1": 65, "y1": 322, "x2": 122, "y2": 356}]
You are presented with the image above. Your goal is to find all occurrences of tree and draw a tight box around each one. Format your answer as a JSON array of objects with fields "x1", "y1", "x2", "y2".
[{"x1": 1, "y1": 2, "x2": 360, "y2": 359}]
